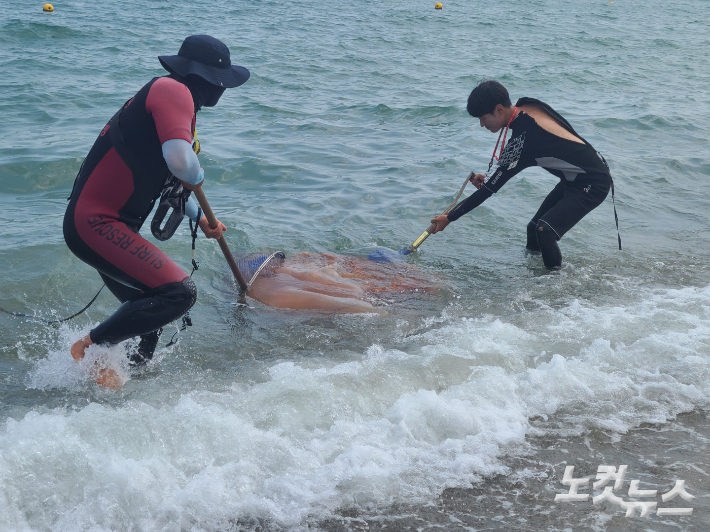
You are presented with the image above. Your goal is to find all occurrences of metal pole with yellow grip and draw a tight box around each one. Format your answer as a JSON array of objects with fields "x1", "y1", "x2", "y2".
[{"x1": 401, "y1": 172, "x2": 473, "y2": 255}]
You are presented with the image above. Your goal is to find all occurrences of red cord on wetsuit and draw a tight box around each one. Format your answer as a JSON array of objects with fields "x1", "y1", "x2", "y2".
[{"x1": 488, "y1": 106, "x2": 518, "y2": 169}]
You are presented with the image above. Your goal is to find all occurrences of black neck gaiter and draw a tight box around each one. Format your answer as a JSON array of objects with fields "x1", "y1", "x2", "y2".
[{"x1": 168, "y1": 74, "x2": 226, "y2": 112}]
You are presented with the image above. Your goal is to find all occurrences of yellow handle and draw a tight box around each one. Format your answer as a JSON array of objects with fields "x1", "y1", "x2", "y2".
[
  {"x1": 410, "y1": 230, "x2": 431, "y2": 250},
  {"x1": 407, "y1": 222, "x2": 438, "y2": 252},
  {"x1": 405, "y1": 172, "x2": 474, "y2": 253}
]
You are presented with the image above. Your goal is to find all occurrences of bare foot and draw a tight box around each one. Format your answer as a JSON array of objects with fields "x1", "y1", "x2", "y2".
[
  {"x1": 71, "y1": 335, "x2": 125, "y2": 389},
  {"x1": 71, "y1": 335, "x2": 93, "y2": 361},
  {"x1": 94, "y1": 368, "x2": 124, "y2": 390}
]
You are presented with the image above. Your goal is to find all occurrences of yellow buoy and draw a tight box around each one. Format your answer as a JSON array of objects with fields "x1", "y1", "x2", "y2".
[
  {"x1": 435, "y1": 3, "x2": 443, "y2": 8},
  {"x1": 43, "y1": 3, "x2": 54, "y2": 11}
]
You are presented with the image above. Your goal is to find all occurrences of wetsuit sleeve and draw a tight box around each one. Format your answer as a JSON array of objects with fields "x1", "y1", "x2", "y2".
[
  {"x1": 161, "y1": 138, "x2": 204, "y2": 185},
  {"x1": 481, "y1": 130, "x2": 532, "y2": 194},
  {"x1": 146, "y1": 77, "x2": 195, "y2": 143},
  {"x1": 446, "y1": 187, "x2": 493, "y2": 222}
]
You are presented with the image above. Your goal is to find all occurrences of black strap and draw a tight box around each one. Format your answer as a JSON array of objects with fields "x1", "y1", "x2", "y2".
[
  {"x1": 165, "y1": 313, "x2": 192, "y2": 348},
  {"x1": 165, "y1": 208, "x2": 203, "y2": 348},
  {"x1": 189, "y1": 207, "x2": 202, "y2": 275},
  {"x1": 596, "y1": 152, "x2": 621, "y2": 251},
  {"x1": 611, "y1": 178, "x2": 621, "y2": 250},
  {"x1": 0, "y1": 285, "x2": 105, "y2": 325}
]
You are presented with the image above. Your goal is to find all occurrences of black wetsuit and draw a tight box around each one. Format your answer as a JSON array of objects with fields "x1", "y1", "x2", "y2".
[{"x1": 447, "y1": 97, "x2": 612, "y2": 269}]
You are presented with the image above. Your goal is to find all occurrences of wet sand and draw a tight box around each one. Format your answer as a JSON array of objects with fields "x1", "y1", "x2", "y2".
[
  {"x1": 311, "y1": 411, "x2": 710, "y2": 531},
  {"x1": 221, "y1": 411, "x2": 709, "y2": 530}
]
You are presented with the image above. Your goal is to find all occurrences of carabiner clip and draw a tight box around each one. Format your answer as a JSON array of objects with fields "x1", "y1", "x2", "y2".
[{"x1": 151, "y1": 177, "x2": 190, "y2": 241}]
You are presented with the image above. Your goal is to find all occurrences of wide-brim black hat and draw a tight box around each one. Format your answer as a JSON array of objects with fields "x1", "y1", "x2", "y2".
[{"x1": 159, "y1": 34, "x2": 250, "y2": 88}]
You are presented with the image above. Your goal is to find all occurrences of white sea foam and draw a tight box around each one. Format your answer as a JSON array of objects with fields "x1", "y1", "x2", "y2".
[
  {"x1": 3, "y1": 284, "x2": 709, "y2": 530},
  {"x1": 26, "y1": 325, "x2": 130, "y2": 392}
]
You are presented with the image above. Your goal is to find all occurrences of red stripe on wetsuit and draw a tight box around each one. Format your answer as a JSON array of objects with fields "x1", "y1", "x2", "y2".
[{"x1": 68, "y1": 77, "x2": 196, "y2": 290}]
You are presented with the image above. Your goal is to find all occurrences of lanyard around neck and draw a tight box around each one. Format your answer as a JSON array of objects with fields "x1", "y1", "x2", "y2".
[{"x1": 488, "y1": 106, "x2": 518, "y2": 170}]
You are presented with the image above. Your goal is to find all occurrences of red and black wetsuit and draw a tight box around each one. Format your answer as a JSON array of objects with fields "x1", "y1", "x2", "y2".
[
  {"x1": 447, "y1": 98, "x2": 614, "y2": 268},
  {"x1": 64, "y1": 77, "x2": 198, "y2": 360}
]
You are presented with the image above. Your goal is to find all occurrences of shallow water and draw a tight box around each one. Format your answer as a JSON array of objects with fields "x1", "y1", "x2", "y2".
[{"x1": 1, "y1": 0, "x2": 710, "y2": 530}]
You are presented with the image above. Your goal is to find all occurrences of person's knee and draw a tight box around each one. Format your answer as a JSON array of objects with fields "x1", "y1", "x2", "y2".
[
  {"x1": 164, "y1": 277, "x2": 197, "y2": 314},
  {"x1": 536, "y1": 221, "x2": 562, "y2": 270},
  {"x1": 526, "y1": 221, "x2": 540, "y2": 251},
  {"x1": 181, "y1": 277, "x2": 197, "y2": 307},
  {"x1": 89, "y1": 278, "x2": 197, "y2": 347},
  {"x1": 149, "y1": 277, "x2": 197, "y2": 323}
]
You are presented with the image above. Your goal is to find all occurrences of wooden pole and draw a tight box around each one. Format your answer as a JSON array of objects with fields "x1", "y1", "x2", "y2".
[{"x1": 192, "y1": 187, "x2": 248, "y2": 291}]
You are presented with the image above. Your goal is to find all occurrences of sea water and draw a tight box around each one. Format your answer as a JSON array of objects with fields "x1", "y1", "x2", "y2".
[{"x1": 1, "y1": 0, "x2": 710, "y2": 530}]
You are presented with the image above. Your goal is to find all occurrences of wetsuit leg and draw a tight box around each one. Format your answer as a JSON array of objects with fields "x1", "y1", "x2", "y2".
[
  {"x1": 64, "y1": 190, "x2": 195, "y2": 352},
  {"x1": 99, "y1": 274, "x2": 164, "y2": 365},
  {"x1": 535, "y1": 221, "x2": 562, "y2": 269},
  {"x1": 527, "y1": 181, "x2": 565, "y2": 252},
  {"x1": 89, "y1": 278, "x2": 196, "y2": 346},
  {"x1": 535, "y1": 181, "x2": 610, "y2": 269},
  {"x1": 526, "y1": 221, "x2": 540, "y2": 252},
  {"x1": 128, "y1": 328, "x2": 163, "y2": 366}
]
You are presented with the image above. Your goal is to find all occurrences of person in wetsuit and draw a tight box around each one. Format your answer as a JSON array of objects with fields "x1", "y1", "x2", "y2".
[
  {"x1": 430, "y1": 80, "x2": 615, "y2": 270},
  {"x1": 64, "y1": 35, "x2": 250, "y2": 385}
]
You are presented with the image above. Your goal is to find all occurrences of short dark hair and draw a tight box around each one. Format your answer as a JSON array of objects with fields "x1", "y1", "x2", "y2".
[{"x1": 467, "y1": 80, "x2": 512, "y2": 117}]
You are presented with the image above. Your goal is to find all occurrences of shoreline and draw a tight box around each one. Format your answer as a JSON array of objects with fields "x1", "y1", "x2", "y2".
[{"x1": 311, "y1": 410, "x2": 709, "y2": 531}]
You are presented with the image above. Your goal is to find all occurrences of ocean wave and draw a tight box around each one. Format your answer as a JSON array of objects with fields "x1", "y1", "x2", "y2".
[
  {"x1": 0, "y1": 20, "x2": 91, "y2": 41},
  {"x1": 0, "y1": 159, "x2": 81, "y2": 193},
  {"x1": 4, "y1": 283, "x2": 707, "y2": 529}
]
